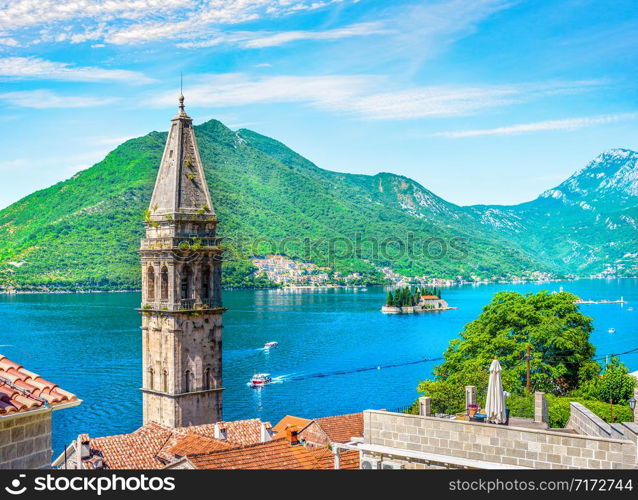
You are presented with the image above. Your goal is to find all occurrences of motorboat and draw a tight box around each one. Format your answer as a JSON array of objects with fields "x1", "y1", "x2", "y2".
[
  {"x1": 264, "y1": 341, "x2": 278, "y2": 349},
  {"x1": 250, "y1": 373, "x2": 272, "y2": 387},
  {"x1": 608, "y1": 328, "x2": 615, "y2": 333}
]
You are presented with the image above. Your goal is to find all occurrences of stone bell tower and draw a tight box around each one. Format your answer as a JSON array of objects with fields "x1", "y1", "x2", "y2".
[{"x1": 139, "y1": 93, "x2": 224, "y2": 427}]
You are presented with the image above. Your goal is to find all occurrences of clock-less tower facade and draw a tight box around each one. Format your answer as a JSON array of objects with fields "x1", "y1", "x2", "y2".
[{"x1": 139, "y1": 94, "x2": 224, "y2": 427}]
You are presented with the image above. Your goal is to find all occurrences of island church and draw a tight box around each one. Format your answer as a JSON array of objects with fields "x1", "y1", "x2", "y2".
[{"x1": 139, "y1": 93, "x2": 224, "y2": 427}]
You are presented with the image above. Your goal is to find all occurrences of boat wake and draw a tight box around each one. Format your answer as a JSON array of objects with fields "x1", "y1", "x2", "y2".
[
  {"x1": 287, "y1": 357, "x2": 440, "y2": 383},
  {"x1": 244, "y1": 358, "x2": 441, "y2": 388}
]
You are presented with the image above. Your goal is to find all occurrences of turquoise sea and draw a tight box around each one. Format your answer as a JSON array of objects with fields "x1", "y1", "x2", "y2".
[{"x1": 1, "y1": 278, "x2": 636, "y2": 455}]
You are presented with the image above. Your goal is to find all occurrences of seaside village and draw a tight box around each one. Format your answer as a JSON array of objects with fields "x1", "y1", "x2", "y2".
[{"x1": 3, "y1": 97, "x2": 638, "y2": 471}]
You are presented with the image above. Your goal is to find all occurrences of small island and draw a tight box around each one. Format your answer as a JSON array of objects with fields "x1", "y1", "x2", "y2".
[{"x1": 381, "y1": 286, "x2": 453, "y2": 314}]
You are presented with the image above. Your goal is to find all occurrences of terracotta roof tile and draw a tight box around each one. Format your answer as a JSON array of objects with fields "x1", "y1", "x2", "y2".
[
  {"x1": 313, "y1": 413, "x2": 363, "y2": 443},
  {"x1": 187, "y1": 438, "x2": 348, "y2": 470},
  {"x1": 169, "y1": 434, "x2": 235, "y2": 457},
  {"x1": 79, "y1": 419, "x2": 269, "y2": 469},
  {"x1": 0, "y1": 354, "x2": 78, "y2": 416},
  {"x1": 221, "y1": 418, "x2": 269, "y2": 446},
  {"x1": 272, "y1": 415, "x2": 313, "y2": 439},
  {"x1": 309, "y1": 448, "x2": 360, "y2": 470}
]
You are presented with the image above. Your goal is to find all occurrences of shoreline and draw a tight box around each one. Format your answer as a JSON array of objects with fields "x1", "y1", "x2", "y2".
[{"x1": 2, "y1": 276, "x2": 636, "y2": 296}]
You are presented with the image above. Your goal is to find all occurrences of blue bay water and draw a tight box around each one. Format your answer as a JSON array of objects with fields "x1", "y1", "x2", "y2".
[{"x1": 1, "y1": 278, "x2": 636, "y2": 456}]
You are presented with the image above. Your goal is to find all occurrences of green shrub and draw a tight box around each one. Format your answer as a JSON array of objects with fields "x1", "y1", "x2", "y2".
[
  {"x1": 546, "y1": 395, "x2": 633, "y2": 427},
  {"x1": 506, "y1": 393, "x2": 535, "y2": 419}
]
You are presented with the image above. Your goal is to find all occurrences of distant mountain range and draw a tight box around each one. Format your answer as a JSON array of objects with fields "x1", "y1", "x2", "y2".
[
  {"x1": 470, "y1": 149, "x2": 638, "y2": 276},
  {"x1": 0, "y1": 119, "x2": 636, "y2": 291}
]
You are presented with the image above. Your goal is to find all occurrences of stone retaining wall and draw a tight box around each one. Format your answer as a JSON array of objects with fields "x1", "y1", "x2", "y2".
[
  {"x1": 566, "y1": 402, "x2": 618, "y2": 439},
  {"x1": 0, "y1": 410, "x2": 52, "y2": 469},
  {"x1": 364, "y1": 409, "x2": 637, "y2": 469}
]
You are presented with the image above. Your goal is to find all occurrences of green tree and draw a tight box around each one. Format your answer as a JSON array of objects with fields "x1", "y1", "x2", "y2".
[
  {"x1": 416, "y1": 291, "x2": 600, "y2": 414},
  {"x1": 576, "y1": 357, "x2": 636, "y2": 404},
  {"x1": 386, "y1": 290, "x2": 394, "y2": 306}
]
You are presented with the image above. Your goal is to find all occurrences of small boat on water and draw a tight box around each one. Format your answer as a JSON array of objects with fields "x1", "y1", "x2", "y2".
[
  {"x1": 264, "y1": 341, "x2": 278, "y2": 349},
  {"x1": 608, "y1": 328, "x2": 616, "y2": 333},
  {"x1": 628, "y1": 307, "x2": 634, "y2": 312},
  {"x1": 250, "y1": 373, "x2": 272, "y2": 387}
]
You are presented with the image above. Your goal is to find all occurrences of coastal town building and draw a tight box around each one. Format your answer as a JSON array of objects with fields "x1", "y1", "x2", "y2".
[
  {"x1": 272, "y1": 413, "x2": 363, "y2": 448},
  {"x1": 419, "y1": 295, "x2": 449, "y2": 310},
  {"x1": 55, "y1": 414, "x2": 361, "y2": 470},
  {"x1": 53, "y1": 419, "x2": 273, "y2": 469},
  {"x1": 165, "y1": 436, "x2": 359, "y2": 470},
  {"x1": 252, "y1": 255, "x2": 362, "y2": 287},
  {"x1": 0, "y1": 354, "x2": 79, "y2": 469},
  {"x1": 139, "y1": 94, "x2": 224, "y2": 428}
]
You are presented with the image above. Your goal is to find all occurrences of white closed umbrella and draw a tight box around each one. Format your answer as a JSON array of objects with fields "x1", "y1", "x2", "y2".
[{"x1": 485, "y1": 358, "x2": 507, "y2": 424}]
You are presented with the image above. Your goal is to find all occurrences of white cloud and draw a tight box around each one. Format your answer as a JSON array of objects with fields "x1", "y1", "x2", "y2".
[
  {"x1": 0, "y1": 0, "x2": 193, "y2": 29},
  {"x1": 0, "y1": 37, "x2": 19, "y2": 47},
  {"x1": 0, "y1": 89, "x2": 118, "y2": 108},
  {"x1": 0, "y1": 57, "x2": 155, "y2": 84},
  {"x1": 177, "y1": 22, "x2": 392, "y2": 49},
  {"x1": 0, "y1": 0, "x2": 352, "y2": 46},
  {"x1": 152, "y1": 73, "x2": 603, "y2": 121},
  {"x1": 436, "y1": 113, "x2": 638, "y2": 138},
  {"x1": 153, "y1": 73, "x2": 371, "y2": 109}
]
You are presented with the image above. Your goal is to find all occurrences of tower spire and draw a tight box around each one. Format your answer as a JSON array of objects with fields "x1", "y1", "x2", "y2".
[
  {"x1": 140, "y1": 96, "x2": 224, "y2": 428},
  {"x1": 178, "y1": 73, "x2": 185, "y2": 114}
]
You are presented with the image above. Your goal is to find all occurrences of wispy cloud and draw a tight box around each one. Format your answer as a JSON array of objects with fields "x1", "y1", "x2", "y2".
[
  {"x1": 0, "y1": 57, "x2": 154, "y2": 84},
  {"x1": 0, "y1": 90, "x2": 118, "y2": 108},
  {"x1": 0, "y1": 0, "x2": 352, "y2": 46},
  {"x1": 435, "y1": 113, "x2": 638, "y2": 138},
  {"x1": 177, "y1": 22, "x2": 392, "y2": 49},
  {"x1": 152, "y1": 74, "x2": 603, "y2": 121}
]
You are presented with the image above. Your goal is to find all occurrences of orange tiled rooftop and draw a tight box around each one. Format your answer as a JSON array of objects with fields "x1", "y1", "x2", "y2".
[
  {"x1": 70, "y1": 419, "x2": 271, "y2": 469},
  {"x1": 181, "y1": 437, "x2": 359, "y2": 470},
  {"x1": 0, "y1": 354, "x2": 78, "y2": 416},
  {"x1": 272, "y1": 415, "x2": 313, "y2": 439},
  {"x1": 305, "y1": 412, "x2": 364, "y2": 443}
]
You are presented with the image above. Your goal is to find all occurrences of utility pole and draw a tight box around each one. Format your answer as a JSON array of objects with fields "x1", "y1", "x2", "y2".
[
  {"x1": 610, "y1": 398, "x2": 614, "y2": 423},
  {"x1": 526, "y1": 344, "x2": 531, "y2": 394}
]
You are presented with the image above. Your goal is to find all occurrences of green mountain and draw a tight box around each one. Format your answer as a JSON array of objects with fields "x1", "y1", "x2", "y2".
[
  {"x1": 0, "y1": 119, "x2": 548, "y2": 291},
  {"x1": 469, "y1": 149, "x2": 638, "y2": 276}
]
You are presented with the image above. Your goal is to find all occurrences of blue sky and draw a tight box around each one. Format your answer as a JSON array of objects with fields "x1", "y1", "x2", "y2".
[{"x1": 0, "y1": 0, "x2": 636, "y2": 209}]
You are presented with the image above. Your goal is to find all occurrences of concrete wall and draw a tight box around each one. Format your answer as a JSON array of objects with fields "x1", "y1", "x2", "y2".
[
  {"x1": 0, "y1": 410, "x2": 52, "y2": 469},
  {"x1": 364, "y1": 409, "x2": 637, "y2": 469},
  {"x1": 566, "y1": 402, "x2": 621, "y2": 439}
]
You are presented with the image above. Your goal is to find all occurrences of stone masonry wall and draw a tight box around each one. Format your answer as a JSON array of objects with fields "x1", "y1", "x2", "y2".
[
  {"x1": 299, "y1": 422, "x2": 330, "y2": 447},
  {"x1": 364, "y1": 410, "x2": 637, "y2": 469},
  {"x1": 566, "y1": 402, "x2": 619, "y2": 439},
  {"x1": 0, "y1": 410, "x2": 52, "y2": 469}
]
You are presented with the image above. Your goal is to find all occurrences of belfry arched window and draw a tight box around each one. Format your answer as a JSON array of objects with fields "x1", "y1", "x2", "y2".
[
  {"x1": 160, "y1": 266, "x2": 169, "y2": 300},
  {"x1": 180, "y1": 265, "x2": 191, "y2": 299},
  {"x1": 201, "y1": 265, "x2": 211, "y2": 299},
  {"x1": 184, "y1": 370, "x2": 191, "y2": 392},
  {"x1": 163, "y1": 370, "x2": 168, "y2": 392},
  {"x1": 147, "y1": 266, "x2": 155, "y2": 300},
  {"x1": 204, "y1": 367, "x2": 211, "y2": 390},
  {"x1": 148, "y1": 368, "x2": 154, "y2": 390}
]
